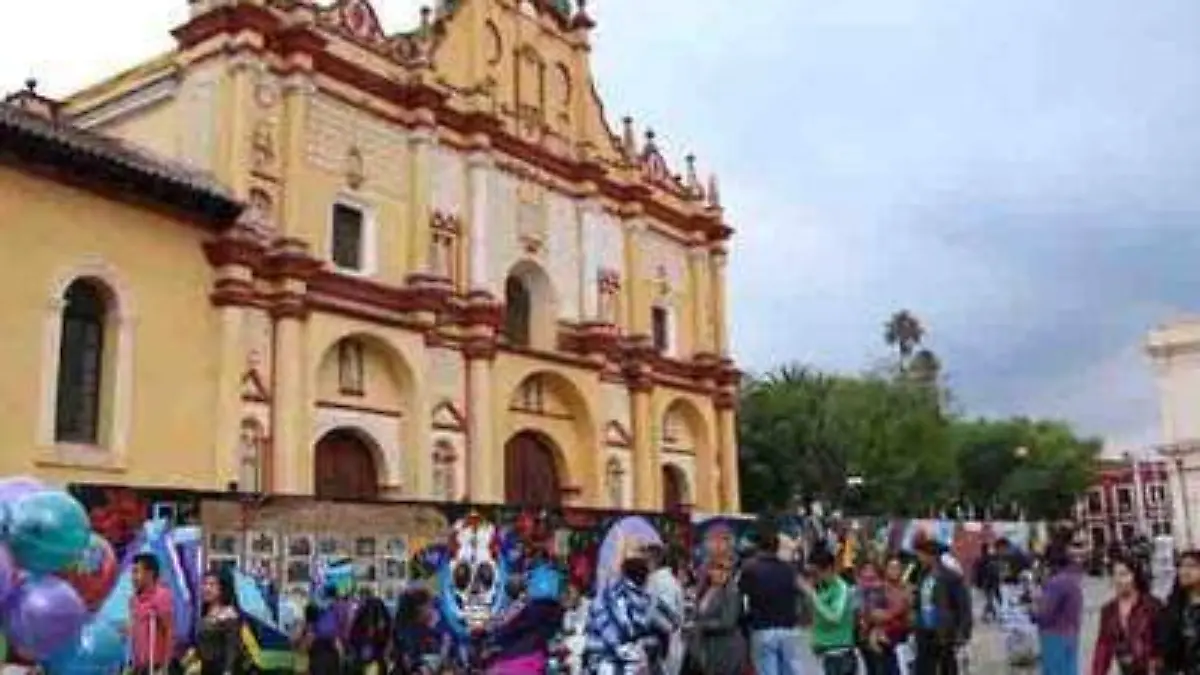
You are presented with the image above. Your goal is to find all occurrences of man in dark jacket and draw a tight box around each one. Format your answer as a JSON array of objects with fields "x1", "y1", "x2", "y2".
[
  {"x1": 739, "y1": 522, "x2": 806, "y2": 675},
  {"x1": 912, "y1": 539, "x2": 972, "y2": 675}
]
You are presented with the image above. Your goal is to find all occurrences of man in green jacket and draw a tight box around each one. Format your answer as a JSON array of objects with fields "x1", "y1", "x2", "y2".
[{"x1": 800, "y1": 546, "x2": 857, "y2": 675}]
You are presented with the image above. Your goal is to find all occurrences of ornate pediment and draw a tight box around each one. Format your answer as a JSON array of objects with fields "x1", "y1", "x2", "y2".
[
  {"x1": 432, "y1": 400, "x2": 466, "y2": 431},
  {"x1": 241, "y1": 367, "x2": 270, "y2": 403},
  {"x1": 604, "y1": 420, "x2": 632, "y2": 448}
]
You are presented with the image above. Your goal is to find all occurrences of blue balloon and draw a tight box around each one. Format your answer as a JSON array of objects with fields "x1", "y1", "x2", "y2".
[
  {"x1": 44, "y1": 619, "x2": 126, "y2": 675},
  {"x1": 8, "y1": 491, "x2": 90, "y2": 574}
]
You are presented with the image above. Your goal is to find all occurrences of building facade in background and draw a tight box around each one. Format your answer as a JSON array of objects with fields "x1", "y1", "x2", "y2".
[
  {"x1": 1075, "y1": 456, "x2": 1172, "y2": 552},
  {"x1": 1147, "y1": 321, "x2": 1200, "y2": 548},
  {"x1": 0, "y1": 0, "x2": 740, "y2": 513}
]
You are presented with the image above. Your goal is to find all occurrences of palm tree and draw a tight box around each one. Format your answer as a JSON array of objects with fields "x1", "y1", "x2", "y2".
[{"x1": 883, "y1": 310, "x2": 925, "y2": 368}]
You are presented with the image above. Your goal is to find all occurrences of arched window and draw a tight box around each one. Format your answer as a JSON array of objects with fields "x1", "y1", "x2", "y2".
[
  {"x1": 504, "y1": 275, "x2": 532, "y2": 346},
  {"x1": 55, "y1": 279, "x2": 108, "y2": 444},
  {"x1": 605, "y1": 458, "x2": 626, "y2": 508}
]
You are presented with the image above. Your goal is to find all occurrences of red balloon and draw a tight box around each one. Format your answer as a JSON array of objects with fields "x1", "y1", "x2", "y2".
[{"x1": 59, "y1": 533, "x2": 117, "y2": 610}]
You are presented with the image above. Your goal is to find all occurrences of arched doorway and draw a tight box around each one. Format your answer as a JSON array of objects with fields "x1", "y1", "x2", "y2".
[
  {"x1": 314, "y1": 429, "x2": 379, "y2": 500},
  {"x1": 504, "y1": 431, "x2": 562, "y2": 506},
  {"x1": 662, "y1": 465, "x2": 689, "y2": 513}
]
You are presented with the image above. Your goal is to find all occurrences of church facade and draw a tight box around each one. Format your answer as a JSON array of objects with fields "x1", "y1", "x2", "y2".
[{"x1": 0, "y1": 0, "x2": 740, "y2": 513}]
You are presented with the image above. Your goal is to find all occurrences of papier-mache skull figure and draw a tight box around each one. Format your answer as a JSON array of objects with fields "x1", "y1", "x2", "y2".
[{"x1": 439, "y1": 512, "x2": 507, "y2": 635}]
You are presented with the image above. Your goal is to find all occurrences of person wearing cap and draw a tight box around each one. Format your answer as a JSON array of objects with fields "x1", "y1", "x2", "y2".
[{"x1": 912, "y1": 538, "x2": 971, "y2": 675}]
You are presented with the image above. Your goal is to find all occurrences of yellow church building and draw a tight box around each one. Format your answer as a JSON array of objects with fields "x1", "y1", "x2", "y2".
[{"x1": 0, "y1": 0, "x2": 740, "y2": 513}]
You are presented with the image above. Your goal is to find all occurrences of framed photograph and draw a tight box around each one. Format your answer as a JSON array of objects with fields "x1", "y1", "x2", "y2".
[
  {"x1": 286, "y1": 560, "x2": 312, "y2": 584},
  {"x1": 286, "y1": 535, "x2": 314, "y2": 558},
  {"x1": 384, "y1": 537, "x2": 408, "y2": 558},
  {"x1": 384, "y1": 558, "x2": 408, "y2": 580},
  {"x1": 209, "y1": 532, "x2": 241, "y2": 556},
  {"x1": 317, "y1": 536, "x2": 346, "y2": 557},
  {"x1": 248, "y1": 531, "x2": 277, "y2": 556},
  {"x1": 355, "y1": 537, "x2": 377, "y2": 557}
]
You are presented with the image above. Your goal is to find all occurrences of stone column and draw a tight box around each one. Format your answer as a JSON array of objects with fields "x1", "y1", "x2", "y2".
[
  {"x1": 273, "y1": 315, "x2": 306, "y2": 493},
  {"x1": 408, "y1": 127, "x2": 435, "y2": 276},
  {"x1": 269, "y1": 242, "x2": 316, "y2": 494},
  {"x1": 631, "y1": 380, "x2": 659, "y2": 510},
  {"x1": 204, "y1": 232, "x2": 263, "y2": 489},
  {"x1": 222, "y1": 56, "x2": 254, "y2": 195},
  {"x1": 579, "y1": 202, "x2": 600, "y2": 320},
  {"x1": 213, "y1": 305, "x2": 246, "y2": 486},
  {"x1": 711, "y1": 246, "x2": 730, "y2": 356},
  {"x1": 465, "y1": 342, "x2": 498, "y2": 503},
  {"x1": 623, "y1": 218, "x2": 649, "y2": 335},
  {"x1": 689, "y1": 245, "x2": 712, "y2": 355},
  {"x1": 279, "y1": 74, "x2": 314, "y2": 239},
  {"x1": 467, "y1": 150, "x2": 492, "y2": 292},
  {"x1": 716, "y1": 399, "x2": 740, "y2": 512}
]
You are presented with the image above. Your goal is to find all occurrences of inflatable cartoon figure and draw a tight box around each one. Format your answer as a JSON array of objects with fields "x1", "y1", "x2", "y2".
[{"x1": 438, "y1": 514, "x2": 508, "y2": 639}]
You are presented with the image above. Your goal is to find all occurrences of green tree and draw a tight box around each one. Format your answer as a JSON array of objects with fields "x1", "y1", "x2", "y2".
[
  {"x1": 738, "y1": 364, "x2": 955, "y2": 515},
  {"x1": 951, "y1": 417, "x2": 1100, "y2": 520}
]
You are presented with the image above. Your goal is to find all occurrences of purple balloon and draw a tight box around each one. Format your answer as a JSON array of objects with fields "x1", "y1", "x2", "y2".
[
  {"x1": 0, "y1": 546, "x2": 16, "y2": 607},
  {"x1": 0, "y1": 477, "x2": 45, "y2": 506},
  {"x1": 5, "y1": 575, "x2": 87, "y2": 660}
]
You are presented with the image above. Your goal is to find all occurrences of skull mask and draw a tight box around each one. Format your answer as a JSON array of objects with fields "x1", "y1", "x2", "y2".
[{"x1": 445, "y1": 517, "x2": 504, "y2": 630}]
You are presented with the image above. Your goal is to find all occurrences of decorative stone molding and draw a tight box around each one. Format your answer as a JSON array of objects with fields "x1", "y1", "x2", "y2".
[{"x1": 313, "y1": 405, "x2": 404, "y2": 489}]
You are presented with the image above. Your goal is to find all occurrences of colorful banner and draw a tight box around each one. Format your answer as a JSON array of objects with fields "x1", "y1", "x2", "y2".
[
  {"x1": 59, "y1": 484, "x2": 1049, "y2": 672},
  {"x1": 67, "y1": 485, "x2": 690, "y2": 670}
]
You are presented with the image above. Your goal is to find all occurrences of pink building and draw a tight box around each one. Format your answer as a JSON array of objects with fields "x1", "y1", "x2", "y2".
[{"x1": 1075, "y1": 456, "x2": 1172, "y2": 551}]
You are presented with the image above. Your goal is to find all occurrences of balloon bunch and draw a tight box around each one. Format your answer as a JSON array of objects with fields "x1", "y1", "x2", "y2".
[{"x1": 0, "y1": 477, "x2": 123, "y2": 673}]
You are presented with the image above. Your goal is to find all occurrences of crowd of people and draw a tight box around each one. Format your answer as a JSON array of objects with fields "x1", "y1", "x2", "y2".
[{"x1": 114, "y1": 524, "x2": 1200, "y2": 675}]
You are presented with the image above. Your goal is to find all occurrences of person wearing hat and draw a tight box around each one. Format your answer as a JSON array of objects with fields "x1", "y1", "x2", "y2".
[{"x1": 911, "y1": 538, "x2": 971, "y2": 675}]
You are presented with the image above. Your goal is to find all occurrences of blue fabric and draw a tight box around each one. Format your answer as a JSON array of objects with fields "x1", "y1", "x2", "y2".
[
  {"x1": 918, "y1": 575, "x2": 938, "y2": 630},
  {"x1": 583, "y1": 578, "x2": 652, "y2": 669},
  {"x1": 750, "y1": 627, "x2": 807, "y2": 675},
  {"x1": 1038, "y1": 632, "x2": 1078, "y2": 675},
  {"x1": 528, "y1": 564, "x2": 562, "y2": 601}
]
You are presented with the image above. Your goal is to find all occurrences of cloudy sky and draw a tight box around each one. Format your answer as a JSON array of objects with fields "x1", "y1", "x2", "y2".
[{"x1": 5, "y1": 0, "x2": 1200, "y2": 450}]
